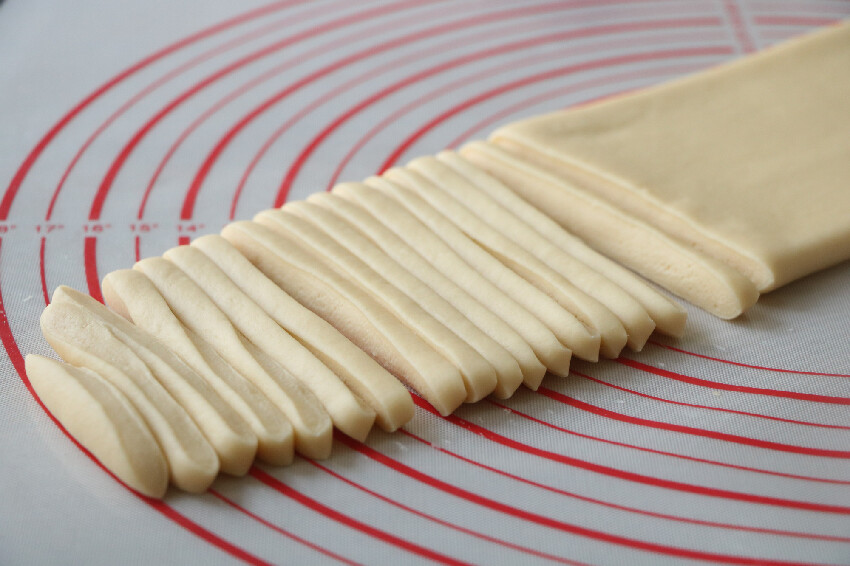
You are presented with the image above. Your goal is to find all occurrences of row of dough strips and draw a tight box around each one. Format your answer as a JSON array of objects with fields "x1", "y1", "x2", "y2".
[{"x1": 28, "y1": 149, "x2": 687, "y2": 499}]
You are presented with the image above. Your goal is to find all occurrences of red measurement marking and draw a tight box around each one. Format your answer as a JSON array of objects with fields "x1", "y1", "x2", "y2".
[
  {"x1": 35, "y1": 224, "x2": 63, "y2": 234},
  {"x1": 130, "y1": 222, "x2": 158, "y2": 233},
  {"x1": 83, "y1": 223, "x2": 111, "y2": 234}
]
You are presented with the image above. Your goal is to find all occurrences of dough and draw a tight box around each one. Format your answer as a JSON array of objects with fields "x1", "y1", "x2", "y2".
[
  {"x1": 409, "y1": 154, "x2": 656, "y2": 351},
  {"x1": 362, "y1": 176, "x2": 601, "y2": 362},
  {"x1": 26, "y1": 354, "x2": 169, "y2": 499},
  {"x1": 41, "y1": 293, "x2": 220, "y2": 493},
  {"x1": 133, "y1": 257, "x2": 332, "y2": 460},
  {"x1": 190, "y1": 235, "x2": 414, "y2": 432},
  {"x1": 163, "y1": 245, "x2": 377, "y2": 442},
  {"x1": 435, "y1": 151, "x2": 686, "y2": 336},
  {"x1": 491, "y1": 22, "x2": 850, "y2": 296},
  {"x1": 385, "y1": 165, "x2": 627, "y2": 358},
  {"x1": 284, "y1": 199, "x2": 524, "y2": 399},
  {"x1": 255, "y1": 208, "x2": 498, "y2": 403},
  {"x1": 102, "y1": 269, "x2": 295, "y2": 466},
  {"x1": 305, "y1": 192, "x2": 547, "y2": 390},
  {"x1": 222, "y1": 220, "x2": 468, "y2": 417},
  {"x1": 461, "y1": 141, "x2": 758, "y2": 319},
  {"x1": 332, "y1": 182, "x2": 572, "y2": 378}
]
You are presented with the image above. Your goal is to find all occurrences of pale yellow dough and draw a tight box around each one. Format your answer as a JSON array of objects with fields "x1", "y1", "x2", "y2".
[
  {"x1": 305, "y1": 192, "x2": 547, "y2": 390},
  {"x1": 102, "y1": 269, "x2": 295, "y2": 466},
  {"x1": 190, "y1": 235, "x2": 414, "y2": 432},
  {"x1": 26, "y1": 354, "x2": 169, "y2": 499},
  {"x1": 255, "y1": 208, "x2": 499, "y2": 403},
  {"x1": 133, "y1": 257, "x2": 333, "y2": 460},
  {"x1": 491, "y1": 22, "x2": 850, "y2": 297}
]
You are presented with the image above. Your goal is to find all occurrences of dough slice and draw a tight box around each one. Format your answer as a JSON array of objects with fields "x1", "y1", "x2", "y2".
[
  {"x1": 255, "y1": 208, "x2": 498, "y2": 403},
  {"x1": 102, "y1": 269, "x2": 294, "y2": 466},
  {"x1": 26, "y1": 354, "x2": 169, "y2": 499},
  {"x1": 163, "y1": 245, "x2": 376, "y2": 442},
  {"x1": 437, "y1": 150, "x2": 686, "y2": 336},
  {"x1": 221, "y1": 220, "x2": 467, "y2": 416},
  {"x1": 133, "y1": 257, "x2": 332, "y2": 460},
  {"x1": 51, "y1": 286, "x2": 256, "y2": 477},
  {"x1": 190, "y1": 235, "x2": 413, "y2": 432},
  {"x1": 306, "y1": 192, "x2": 546, "y2": 390},
  {"x1": 330, "y1": 183, "x2": 571, "y2": 378},
  {"x1": 385, "y1": 166, "x2": 626, "y2": 358},
  {"x1": 409, "y1": 154, "x2": 656, "y2": 351},
  {"x1": 284, "y1": 200, "x2": 524, "y2": 399},
  {"x1": 460, "y1": 141, "x2": 758, "y2": 319},
  {"x1": 362, "y1": 175, "x2": 599, "y2": 361},
  {"x1": 40, "y1": 298, "x2": 219, "y2": 493}
]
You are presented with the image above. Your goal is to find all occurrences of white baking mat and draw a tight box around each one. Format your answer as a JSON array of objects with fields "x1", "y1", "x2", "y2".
[{"x1": 1, "y1": 1, "x2": 848, "y2": 564}]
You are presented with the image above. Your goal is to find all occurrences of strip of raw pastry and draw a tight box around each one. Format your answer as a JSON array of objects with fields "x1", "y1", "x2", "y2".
[
  {"x1": 438, "y1": 150, "x2": 686, "y2": 336},
  {"x1": 330, "y1": 183, "x2": 571, "y2": 377},
  {"x1": 385, "y1": 166, "x2": 626, "y2": 359},
  {"x1": 163, "y1": 245, "x2": 376, "y2": 441},
  {"x1": 102, "y1": 269, "x2": 294, "y2": 466},
  {"x1": 133, "y1": 257, "x2": 332, "y2": 460},
  {"x1": 358, "y1": 177, "x2": 601, "y2": 362},
  {"x1": 459, "y1": 141, "x2": 758, "y2": 320},
  {"x1": 221, "y1": 220, "x2": 467, "y2": 416},
  {"x1": 26, "y1": 354, "x2": 169, "y2": 499},
  {"x1": 306, "y1": 192, "x2": 547, "y2": 390},
  {"x1": 256, "y1": 208, "x2": 497, "y2": 403},
  {"x1": 40, "y1": 299, "x2": 219, "y2": 493},
  {"x1": 191, "y1": 235, "x2": 413, "y2": 432},
  {"x1": 409, "y1": 154, "x2": 656, "y2": 351},
  {"x1": 284, "y1": 200, "x2": 524, "y2": 399},
  {"x1": 52, "y1": 286, "x2": 256, "y2": 477}
]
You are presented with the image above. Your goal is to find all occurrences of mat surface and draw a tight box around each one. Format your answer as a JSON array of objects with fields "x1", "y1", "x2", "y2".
[{"x1": 1, "y1": 1, "x2": 849, "y2": 564}]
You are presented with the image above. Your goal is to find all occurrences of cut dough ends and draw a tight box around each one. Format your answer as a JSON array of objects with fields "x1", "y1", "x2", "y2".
[
  {"x1": 460, "y1": 141, "x2": 759, "y2": 319},
  {"x1": 26, "y1": 354, "x2": 169, "y2": 499}
]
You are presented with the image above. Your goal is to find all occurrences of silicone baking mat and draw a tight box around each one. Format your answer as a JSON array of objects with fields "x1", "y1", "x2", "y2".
[{"x1": 2, "y1": 1, "x2": 849, "y2": 564}]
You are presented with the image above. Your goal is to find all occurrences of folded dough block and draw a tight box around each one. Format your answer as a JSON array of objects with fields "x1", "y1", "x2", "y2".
[
  {"x1": 461, "y1": 141, "x2": 759, "y2": 319},
  {"x1": 433, "y1": 151, "x2": 686, "y2": 338},
  {"x1": 102, "y1": 269, "x2": 295, "y2": 466},
  {"x1": 190, "y1": 235, "x2": 414, "y2": 433},
  {"x1": 26, "y1": 355, "x2": 169, "y2": 499},
  {"x1": 491, "y1": 22, "x2": 850, "y2": 297}
]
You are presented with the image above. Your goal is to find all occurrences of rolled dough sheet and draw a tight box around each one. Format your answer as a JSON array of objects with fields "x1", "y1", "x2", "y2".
[{"x1": 491, "y1": 21, "x2": 850, "y2": 294}]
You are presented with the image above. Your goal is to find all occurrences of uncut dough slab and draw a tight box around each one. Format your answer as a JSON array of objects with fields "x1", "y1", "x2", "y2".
[
  {"x1": 26, "y1": 355, "x2": 169, "y2": 499},
  {"x1": 190, "y1": 235, "x2": 414, "y2": 433},
  {"x1": 434, "y1": 151, "x2": 686, "y2": 338},
  {"x1": 491, "y1": 21, "x2": 850, "y2": 295}
]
